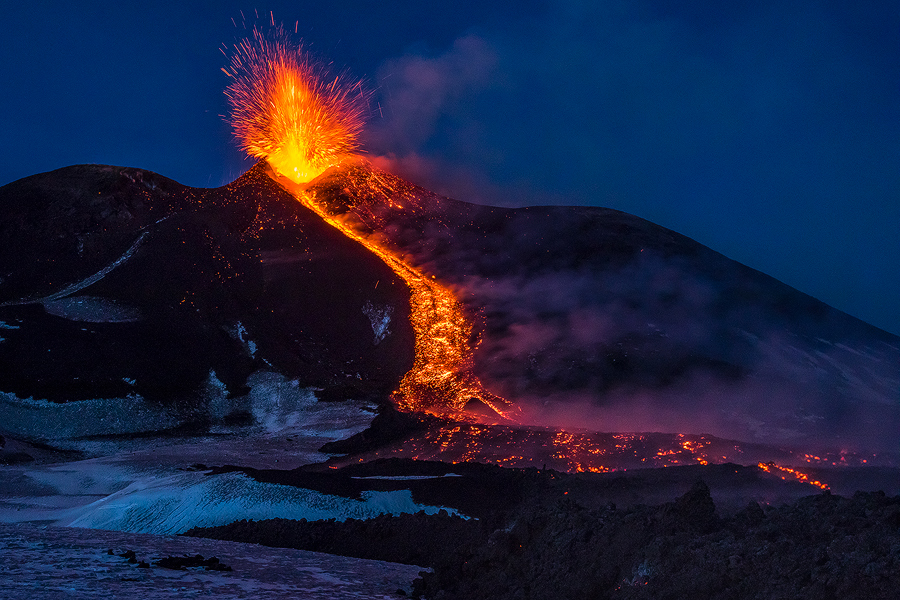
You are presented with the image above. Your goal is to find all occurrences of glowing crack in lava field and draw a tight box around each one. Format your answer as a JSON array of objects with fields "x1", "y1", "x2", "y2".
[{"x1": 222, "y1": 28, "x2": 891, "y2": 492}]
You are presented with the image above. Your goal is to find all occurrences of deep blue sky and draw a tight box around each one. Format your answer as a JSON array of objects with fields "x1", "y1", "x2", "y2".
[{"x1": 1, "y1": 1, "x2": 898, "y2": 336}]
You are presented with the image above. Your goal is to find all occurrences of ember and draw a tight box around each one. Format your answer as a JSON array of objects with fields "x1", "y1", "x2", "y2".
[{"x1": 327, "y1": 422, "x2": 884, "y2": 487}]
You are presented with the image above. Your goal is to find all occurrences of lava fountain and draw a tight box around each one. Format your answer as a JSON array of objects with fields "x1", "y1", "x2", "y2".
[
  {"x1": 223, "y1": 26, "x2": 365, "y2": 183},
  {"x1": 223, "y1": 27, "x2": 518, "y2": 421}
]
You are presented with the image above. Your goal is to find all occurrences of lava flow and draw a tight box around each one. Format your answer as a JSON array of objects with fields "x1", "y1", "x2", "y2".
[
  {"x1": 757, "y1": 461, "x2": 829, "y2": 490},
  {"x1": 221, "y1": 29, "x2": 881, "y2": 491},
  {"x1": 224, "y1": 28, "x2": 517, "y2": 421}
]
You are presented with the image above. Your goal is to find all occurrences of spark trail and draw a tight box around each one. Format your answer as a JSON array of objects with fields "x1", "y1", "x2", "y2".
[{"x1": 225, "y1": 28, "x2": 517, "y2": 421}]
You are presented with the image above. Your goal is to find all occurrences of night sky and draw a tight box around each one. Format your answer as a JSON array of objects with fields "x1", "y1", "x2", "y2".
[{"x1": 1, "y1": 1, "x2": 897, "y2": 336}]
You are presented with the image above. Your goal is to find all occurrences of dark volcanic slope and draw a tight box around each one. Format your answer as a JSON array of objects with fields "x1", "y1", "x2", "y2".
[
  {"x1": 0, "y1": 163, "x2": 413, "y2": 437},
  {"x1": 1, "y1": 160, "x2": 897, "y2": 449},
  {"x1": 306, "y1": 160, "x2": 900, "y2": 452}
]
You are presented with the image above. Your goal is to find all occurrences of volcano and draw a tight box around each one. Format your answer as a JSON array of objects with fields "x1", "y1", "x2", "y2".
[
  {"x1": 1, "y1": 160, "x2": 896, "y2": 453},
  {"x1": 1, "y1": 160, "x2": 899, "y2": 599}
]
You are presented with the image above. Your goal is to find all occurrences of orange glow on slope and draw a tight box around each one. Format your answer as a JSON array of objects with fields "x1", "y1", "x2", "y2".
[
  {"x1": 223, "y1": 26, "x2": 365, "y2": 183},
  {"x1": 758, "y1": 461, "x2": 829, "y2": 490},
  {"x1": 327, "y1": 423, "x2": 879, "y2": 480},
  {"x1": 226, "y1": 30, "x2": 518, "y2": 421}
]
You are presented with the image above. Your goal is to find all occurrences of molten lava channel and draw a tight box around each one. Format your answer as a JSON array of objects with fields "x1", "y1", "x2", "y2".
[
  {"x1": 224, "y1": 26, "x2": 517, "y2": 421},
  {"x1": 280, "y1": 173, "x2": 517, "y2": 420}
]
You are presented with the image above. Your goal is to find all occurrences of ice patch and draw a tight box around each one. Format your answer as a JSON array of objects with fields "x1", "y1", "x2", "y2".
[
  {"x1": 362, "y1": 301, "x2": 393, "y2": 345},
  {"x1": 42, "y1": 295, "x2": 142, "y2": 322},
  {"x1": 48, "y1": 471, "x2": 463, "y2": 535}
]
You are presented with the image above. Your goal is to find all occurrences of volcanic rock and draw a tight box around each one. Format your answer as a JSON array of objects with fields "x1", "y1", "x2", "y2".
[{"x1": 155, "y1": 554, "x2": 232, "y2": 571}]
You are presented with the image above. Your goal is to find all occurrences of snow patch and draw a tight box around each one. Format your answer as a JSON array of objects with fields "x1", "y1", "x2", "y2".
[
  {"x1": 207, "y1": 370, "x2": 229, "y2": 395},
  {"x1": 0, "y1": 232, "x2": 147, "y2": 308},
  {"x1": 227, "y1": 321, "x2": 258, "y2": 358},
  {"x1": 42, "y1": 296, "x2": 142, "y2": 323},
  {"x1": 0, "y1": 392, "x2": 182, "y2": 441},
  {"x1": 41, "y1": 233, "x2": 147, "y2": 302},
  {"x1": 204, "y1": 371, "x2": 341, "y2": 436},
  {"x1": 247, "y1": 371, "x2": 318, "y2": 434},
  {"x1": 362, "y1": 301, "x2": 393, "y2": 345}
]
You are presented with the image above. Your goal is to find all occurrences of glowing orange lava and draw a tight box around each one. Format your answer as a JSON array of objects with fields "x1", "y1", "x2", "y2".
[
  {"x1": 280, "y1": 176, "x2": 517, "y2": 420},
  {"x1": 223, "y1": 26, "x2": 366, "y2": 183},
  {"x1": 226, "y1": 29, "x2": 518, "y2": 421},
  {"x1": 758, "y1": 461, "x2": 829, "y2": 490}
]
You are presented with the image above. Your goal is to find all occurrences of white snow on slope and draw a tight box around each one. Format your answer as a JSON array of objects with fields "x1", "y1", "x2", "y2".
[
  {"x1": 205, "y1": 370, "x2": 366, "y2": 437},
  {"x1": 42, "y1": 295, "x2": 142, "y2": 322},
  {"x1": 44, "y1": 231, "x2": 148, "y2": 301},
  {"x1": 0, "y1": 370, "x2": 370, "y2": 443},
  {"x1": 227, "y1": 321, "x2": 258, "y2": 358},
  {"x1": 58, "y1": 471, "x2": 460, "y2": 534},
  {"x1": 0, "y1": 231, "x2": 148, "y2": 308},
  {"x1": 0, "y1": 373, "x2": 453, "y2": 537},
  {"x1": 362, "y1": 301, "x2": 393, "y2": 345},
  {"x1": 247, "y1": 371, "x2": 320, "y2": 434},
  {"x1": 0, "y1": 392, "x2": 181, "y2": 441}
]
